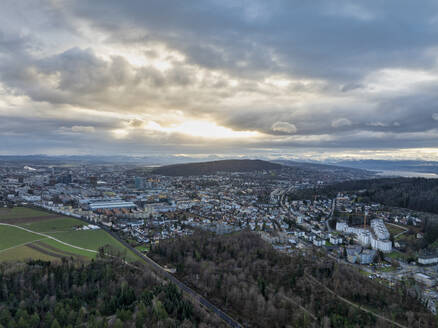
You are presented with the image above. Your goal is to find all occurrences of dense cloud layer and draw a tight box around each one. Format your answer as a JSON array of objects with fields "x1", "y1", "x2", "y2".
[{"x1": 1, "y1": 0, "x2": 438, "y2": 159}]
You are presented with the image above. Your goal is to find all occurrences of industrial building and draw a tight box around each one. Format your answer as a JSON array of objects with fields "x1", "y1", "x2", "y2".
[{"x1": 89, "y1": 201, "x2": 136, "y2": 211}]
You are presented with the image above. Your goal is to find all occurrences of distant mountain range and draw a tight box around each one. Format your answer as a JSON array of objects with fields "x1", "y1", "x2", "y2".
[{"x1": 152, "y1": 159, "x2": 282, "y2": 176}]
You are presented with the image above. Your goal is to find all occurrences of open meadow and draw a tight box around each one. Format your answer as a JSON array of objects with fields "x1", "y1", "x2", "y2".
[{"x1": 0, "y1": 207, "x2": 141, "y2": 262}]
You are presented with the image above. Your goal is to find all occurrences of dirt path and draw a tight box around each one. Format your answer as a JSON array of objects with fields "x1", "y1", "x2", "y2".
[
  {"x1": 34, "y1": 241, "x2": 89, "y2": 261},
  {"x1": 304, "y1": 273, "x2": 408, "y2": 328},
  {"x1": 387, "y1": 223, "x2": 409, "y2": 239},
  {"x1": 266, "y1": 285, "x2": 317, "y2": 321},
  {"x1": 0, "y1": 222, "x2": 97, "y2": 254}
]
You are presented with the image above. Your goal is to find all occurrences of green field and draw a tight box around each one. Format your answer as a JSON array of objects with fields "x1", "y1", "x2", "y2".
[
  {"x1": 0, "y1": 225, "x2": 42, "y2": 250},
  {"x1": 0, "y1": 207, "x2": 141, "y2": 262},
  {"x1": 136, "y1": 244, "x2": 150, "y2": 253},
  {"x1": 43, "y1": 238, "x2": 97, "y2": 259},
  {"x1": 0, "y1": 207, "x2": 50, "y2": 219},
  {"x1": 19, "y1": 217, "x2": 85, "y2": 232},
  {"x1": 385, "y1": 224, "x2": 406, "y2": 236},
  {"x1": 0, "y1": 245, "x2": 60, "y2": 262},
  {"x1": 386, "y1": 251, "x2": 412, "y2": 262},
  {"x1": 47, "y1": 230, "x2": 139, "y2": 261}
]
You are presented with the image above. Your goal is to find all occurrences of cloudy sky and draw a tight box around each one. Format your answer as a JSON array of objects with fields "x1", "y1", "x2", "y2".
[{"x1": 2, "y1": 0, "x2": 438, "y2": 160}]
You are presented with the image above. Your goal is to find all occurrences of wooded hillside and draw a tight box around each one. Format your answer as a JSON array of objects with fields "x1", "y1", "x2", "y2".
[
  {"x1": 150, "y1": 231, "x2": 435, "y2": 327},
  {"x1": 152, "y1": 159, "x2": 282, "y2": 176},
  {"x1": 291, "y1": 178, "x2": 438, "y2": 214},
  {"x1": 0, "y1": 250, "x2": 222, "y2": 328}
]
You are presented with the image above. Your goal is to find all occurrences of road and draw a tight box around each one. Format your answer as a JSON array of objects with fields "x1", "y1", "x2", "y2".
[
  {"x1": 101, "y1": 226, "x2": 243, "y2": 328},
  {"x1": 326, "y1": 198, "x2": 335, "y2": 232},
  {"x1": 5, "y1": 208, "x2": 243, "y2": 328}
]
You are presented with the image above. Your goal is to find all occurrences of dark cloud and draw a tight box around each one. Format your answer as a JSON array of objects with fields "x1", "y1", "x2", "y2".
[
  {"x1": 1, "y1": 0, "x2": 438, "y2": 157},
  {"x1": 67, "y1": 0, "x2": 438, "y2": 80}
]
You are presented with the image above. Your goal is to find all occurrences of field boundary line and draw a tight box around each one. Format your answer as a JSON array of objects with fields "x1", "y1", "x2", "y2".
[
  {"x1": 0, "y1": 223, "x2": 97, "y2": 254},
  {"x1": 37, "y1": 230, "x2": 75, "y2": 234},
  {"x1": 0, "y1": 238, "x2": 48, "y2": 254}
]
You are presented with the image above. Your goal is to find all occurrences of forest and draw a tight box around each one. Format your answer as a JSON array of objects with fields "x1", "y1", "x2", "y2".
[
  {"x1": 0, "y1": 248, "x2": 222, "y2": 328},
  {"x1": 290, "y1": 177, "x2": 438, "y2": 214},
  {"x1": 150, "y1": 231, "x2": 436, "y2": 328}
]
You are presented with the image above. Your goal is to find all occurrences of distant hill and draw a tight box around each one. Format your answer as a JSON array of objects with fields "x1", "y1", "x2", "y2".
[
  {"x1": 274, "y1": 159, "x2": 370, "y2": 174},
  {"x1": 330, "y1": 159, "x2": 438, "y2": 175},
  {"x1": 152, "y1": 159, "x2": 282, "y2": 176}
]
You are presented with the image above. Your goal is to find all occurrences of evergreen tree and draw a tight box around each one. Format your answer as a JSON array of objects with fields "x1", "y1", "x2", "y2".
[
  {"x1": 113, "y1": 319, "x2": 124, "y2": 328},
  {"x1": 29, "y1": 313, "x2": 40, "y2": 328},
  {"x1": 50, "y1": 319, "x2": 61, "y2": 328}
]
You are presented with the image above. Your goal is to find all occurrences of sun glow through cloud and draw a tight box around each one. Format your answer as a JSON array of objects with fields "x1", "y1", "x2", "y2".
[
  {"x1": 145, "y1": 120, "x2": 262, "y2": 139},
  {"x1": 110, "y1": 120, "x2": 262, "y2": 141},
  {"x1": 112, "y1": 129, "x2": 129, "y2": 139}
]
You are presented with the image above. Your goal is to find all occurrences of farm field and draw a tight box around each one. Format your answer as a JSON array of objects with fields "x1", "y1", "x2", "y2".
[
  {"x1": 46, "y1": 230, "x2": 139, "y2": 261},
  {"x1": 0, "y1": 225, "x2": 43, "y2": 250},
  {"x1": 0, "y1": 244, "x2": 60, "y2": 262},
  {"x1": 18, "y1": 217, "x2": 85, "y2": 232},
  {"x1": 0, "y1": 207, "x2": 50, "y2": 219},
  {"x1": 0, "y1": 207, "x2": 141, "y2": 262},
  {"x1": 0, "y1": 207, "x2": 49, "y2": 217}
]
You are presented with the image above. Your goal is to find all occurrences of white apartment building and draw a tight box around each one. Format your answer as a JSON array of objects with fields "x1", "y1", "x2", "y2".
[{"x1": 370, "y1": 219, "x2": 392, "y2": 253}]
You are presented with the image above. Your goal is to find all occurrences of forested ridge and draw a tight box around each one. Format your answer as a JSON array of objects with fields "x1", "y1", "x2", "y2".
[
  {"x1": 0, "y1": 251, "x2": 222, "y2": 328},
  {"x1": 291, "y1": 178, "x2": 438, "y2": 214},
  {"x1": 150, "y1": 231, "x2": 435, "y2": 328},
  {"x1": 152, "y1": 160, "x2": 282, "y2": 176}
]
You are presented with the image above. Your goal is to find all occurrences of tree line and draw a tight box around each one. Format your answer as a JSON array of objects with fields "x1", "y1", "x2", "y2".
[
  {"x1": 150, "y1": 231, "x2": 436, "y2": 327},
  {"x1": 0, "y1": 250, "x2": 223, "y2": 328},
  {"x1": 290, "y1": 178, "x2": 438, "y2": 214}
]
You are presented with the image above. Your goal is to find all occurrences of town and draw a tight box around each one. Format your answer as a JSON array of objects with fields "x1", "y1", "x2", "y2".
[{"x1": 1, "y1": 161, "x2": 438, "y2": 314}]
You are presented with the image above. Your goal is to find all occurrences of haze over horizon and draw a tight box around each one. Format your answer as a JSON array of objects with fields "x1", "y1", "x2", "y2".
[{"x1": 2, "y1": 1, "x2": 438, "y2": 160}]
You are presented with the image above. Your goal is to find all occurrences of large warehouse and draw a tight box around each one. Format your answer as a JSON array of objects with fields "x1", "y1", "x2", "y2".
[{"x1": 89, "y1": 201, "x2": 136, "y2": 211}]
